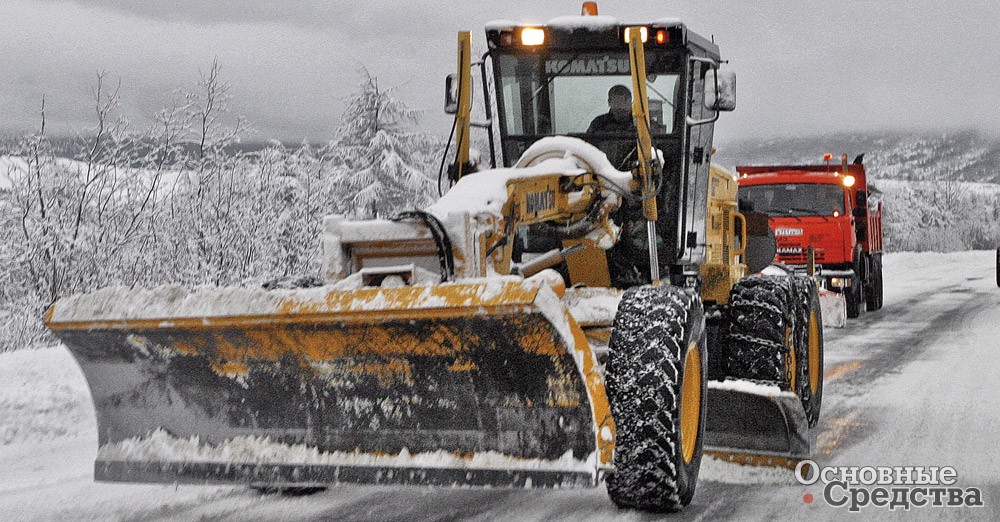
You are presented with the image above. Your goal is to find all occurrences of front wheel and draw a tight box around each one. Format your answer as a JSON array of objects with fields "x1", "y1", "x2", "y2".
[{"x1": 605, "y1": 285, "x2": 707, "y2": 513}]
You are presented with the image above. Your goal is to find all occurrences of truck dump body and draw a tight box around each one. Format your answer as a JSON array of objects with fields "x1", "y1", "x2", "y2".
[{"x1": 45, "y1": 281, "x2": 610, "y2": 488}]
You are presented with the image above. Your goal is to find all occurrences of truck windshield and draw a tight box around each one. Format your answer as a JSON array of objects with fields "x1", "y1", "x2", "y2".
[{"x1": 740, "y1": 184, "x2": 845, "y2": 217}]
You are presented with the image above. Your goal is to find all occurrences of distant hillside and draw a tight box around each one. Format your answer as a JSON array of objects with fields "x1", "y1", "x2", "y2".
[{"x1": 715, "y1": 130, "x2": 1000, "y2": 184}]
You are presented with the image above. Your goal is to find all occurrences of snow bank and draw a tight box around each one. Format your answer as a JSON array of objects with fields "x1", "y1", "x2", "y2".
[
  {"x1": 99, "y1": 428, "x2": 597, "y2": 473},
  {"x1": 0, "y1": 346, "x2": 94, "y2": 447}
]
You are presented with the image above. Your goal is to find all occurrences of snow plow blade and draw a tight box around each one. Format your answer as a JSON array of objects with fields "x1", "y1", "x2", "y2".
[
  {"x1": 819, "y1": 288, "x2": 847, "y2": 328},
  {"x1": 704, "y1": 381, "x2": 812, "y2": 468},
  {"x1": 44, "y1": 281, "x2": 609, "y2": 489}
]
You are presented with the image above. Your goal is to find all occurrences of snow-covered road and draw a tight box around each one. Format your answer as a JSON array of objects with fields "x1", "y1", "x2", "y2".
[{"x1": 1, "y1": 251, "x2": 997, "y2": 520}]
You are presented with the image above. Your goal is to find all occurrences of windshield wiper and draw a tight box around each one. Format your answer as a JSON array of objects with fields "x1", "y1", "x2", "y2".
[{"x1": 528, "y1": 53, "x2": 581, "y2": 107}]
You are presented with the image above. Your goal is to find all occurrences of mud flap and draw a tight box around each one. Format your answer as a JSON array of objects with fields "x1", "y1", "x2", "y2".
[
  {"x1": 45, "y1": 281, "x2": 611, "y2": 488},
  {"x1": 704, "y1": 381, "x2": 813, "y2": 468},
  {"x1": 819, "y1": 288, "x2": 847, "y2": 328}
]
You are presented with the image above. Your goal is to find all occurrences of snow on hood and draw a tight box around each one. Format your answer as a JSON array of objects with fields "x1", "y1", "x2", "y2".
[
  {"x1": 427, "y1": 159, "x2": 582, "y2": 221},
  {"x1": 429, "y1": 137, "x2": 632, "y2": 222}
]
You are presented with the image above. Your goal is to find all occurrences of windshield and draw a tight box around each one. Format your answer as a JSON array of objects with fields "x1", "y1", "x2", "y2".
[
  {"x1": 494, "y1": 51, "x2": 681, "y2": 157},
  {"x1": 740, "y1": 184, "x2": 845, "y2": 217}
]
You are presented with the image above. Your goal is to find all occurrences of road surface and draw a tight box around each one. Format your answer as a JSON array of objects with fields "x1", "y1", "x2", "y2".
[{"x1": 1, "y1": 251, "x2": 997, "y2": 520}]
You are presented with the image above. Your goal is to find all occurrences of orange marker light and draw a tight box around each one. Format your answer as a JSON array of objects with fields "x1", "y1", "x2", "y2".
[
  {"x1": 655, "y1": 29, "x2": 668, "y2": 44},
  {"x1": 823, "y1": 153, "x2": 833, "y2": 162},
  {"x1": 581, "y1": 2, "x2": 598, "y2": 16},
  {"x1": 521, "y1": 27, "x2": 545, "y2": 46}
]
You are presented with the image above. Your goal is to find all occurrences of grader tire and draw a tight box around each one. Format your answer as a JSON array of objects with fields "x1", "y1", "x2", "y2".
[
  {"x1": 605, "y1": 285, "x2": 707, "y2": 513},
  {"x1": 792, "y1": 276, "x2": 824, "y2": 427},
  {"x1": 722, "y1": 275, "x2": 796, "y2": 387}
]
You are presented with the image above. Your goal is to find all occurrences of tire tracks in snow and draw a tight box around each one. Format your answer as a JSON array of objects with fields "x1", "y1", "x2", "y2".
[{"x1": 815, "y1": 283, "x2": 995, "y2": 460}]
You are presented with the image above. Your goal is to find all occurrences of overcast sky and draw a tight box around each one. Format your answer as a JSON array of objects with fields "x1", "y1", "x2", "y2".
[{"x1": 4, "y1": 0, "x2": 1000, "y2": 144}]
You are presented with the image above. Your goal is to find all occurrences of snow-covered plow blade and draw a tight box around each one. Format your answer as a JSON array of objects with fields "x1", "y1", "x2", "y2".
[
  {"x1": 44, "y1": 281, "x2": 610, "y2": 489},
  {"x1": 819, "y1": 288, "x2": 847, "y2": 328},
  {"x1": 704, "y1": 382, "x2": 812, "y2": 468}
]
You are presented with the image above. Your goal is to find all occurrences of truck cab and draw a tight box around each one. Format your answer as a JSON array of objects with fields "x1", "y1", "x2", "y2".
[{"x1": 737, "y1": 158, "x2": 884, "y2": 317}]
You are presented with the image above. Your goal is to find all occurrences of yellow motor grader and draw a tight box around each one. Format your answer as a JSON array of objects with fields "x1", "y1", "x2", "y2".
[{"x1": 45, "y1": 6, "x2": 824, "y2": 513}]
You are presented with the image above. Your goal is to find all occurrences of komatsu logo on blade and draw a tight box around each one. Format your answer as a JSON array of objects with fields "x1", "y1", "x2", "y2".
[
  {"x1": 775, "y1": 227, "x2": 804, "y2": 236},
  {"x1": 545, "y1": 56, "x2": 631, "y2": 75},
  {"x1": 526, "y1": 189, "x2": 556, "y2": 214}
]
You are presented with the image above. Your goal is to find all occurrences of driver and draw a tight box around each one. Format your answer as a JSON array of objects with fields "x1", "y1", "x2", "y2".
[{"x1": 587, "y1": 84, "x2": 634, "y2": 134}]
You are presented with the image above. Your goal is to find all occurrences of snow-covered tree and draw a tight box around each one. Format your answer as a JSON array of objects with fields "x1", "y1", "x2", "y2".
[{"x1": 329, "y1": 71, "x2": 436, "y2": 218}]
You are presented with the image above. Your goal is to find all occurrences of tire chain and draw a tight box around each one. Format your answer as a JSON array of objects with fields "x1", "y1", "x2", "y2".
[
  {"x1": 605, "y1": 285, "x2": 698, "y2": 511},
  {"x1": 722, "y1": 275, "x2": 796, "y2": 385},
  {"x1": 791, "y1": 275, "x2": 822, "y2": 426}
]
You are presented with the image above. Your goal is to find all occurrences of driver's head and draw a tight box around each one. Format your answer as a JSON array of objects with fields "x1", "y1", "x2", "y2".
[{"x1": 608, "y1": 84, "x2": 632, "y2": 120}]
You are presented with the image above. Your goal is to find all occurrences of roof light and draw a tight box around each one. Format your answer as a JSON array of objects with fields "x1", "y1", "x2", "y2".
[
  {"x1": 833, "y1": 210, "x2": 841, "y2": 217},
  {"x1": 581, "y1": 2, "x2": 598, "y2": 16},
  {"x1": 623, "y1": 26, "x2": 648, "y2": 44},
  {"x1": 843, "y1": 175, "x2": 856, "y2": 187},
  {"x1": 655, "y1": 29, "x2": 668, "y2": 44},
  {"x1": 521, "y1": 27, "x2": 545, "y2": 46},
  {"x1": 823, "y1": 153, "x2": 833, "y2": 162}
]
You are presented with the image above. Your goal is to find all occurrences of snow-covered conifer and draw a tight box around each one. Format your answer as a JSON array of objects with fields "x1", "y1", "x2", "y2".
[{"x1": 329, "y1": 71, "x2": 436, "y2": 218}]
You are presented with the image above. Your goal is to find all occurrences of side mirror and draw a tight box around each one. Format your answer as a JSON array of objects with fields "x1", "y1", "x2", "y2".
[
  {"x1": 444, "y1": 74, "x2": 458, "y2": 114},
  {"x1": 704, "y1": 69, "x2": 736, "y2": 112}
]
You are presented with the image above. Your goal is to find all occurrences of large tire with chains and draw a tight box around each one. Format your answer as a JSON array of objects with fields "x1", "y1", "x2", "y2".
[
  {"x1": 722, "y1": 275, "x2": 796, "y2": 386},
  {"x1": 791, "y1": 276, "x2": 824, "y2": 427},
  {"x1": 605, "y1": 285, "x2": 707, "y2": 512}
]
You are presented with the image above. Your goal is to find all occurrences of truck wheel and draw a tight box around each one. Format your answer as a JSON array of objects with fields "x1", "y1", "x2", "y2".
[
  {"x1": 865, "y1": 257, "x2": 883, "y2": 311},
  {"x1": 722, "y1": 275, "x2": 796, "y2": 386},
  {"x1": 875, "y1": 259, "x2": 884, "y2": 310},
  {"x1": 605, "y1": 285, "x2": 706, "y2": 513},
  {"x1": 845, "y1": 276, "x2": 863, "y2": 319},
  {"x1": 792, "y1": 276, "x2": 824, "y2": 427}
]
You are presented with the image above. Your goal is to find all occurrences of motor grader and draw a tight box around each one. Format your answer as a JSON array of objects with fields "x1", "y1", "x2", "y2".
[{"x1": 45, "y1": 5, "x2": 824, "y2": 513}]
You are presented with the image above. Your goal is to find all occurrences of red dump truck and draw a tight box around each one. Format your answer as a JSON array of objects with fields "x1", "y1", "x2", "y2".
[{"x1": 737, "y1": 154, "x2": 884, "y2": 319}]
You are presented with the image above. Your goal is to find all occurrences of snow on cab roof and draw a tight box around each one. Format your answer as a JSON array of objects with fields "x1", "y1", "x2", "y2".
[
  {"x1": 545, "y1": 15, "x2": 620, "y2": 30},
  {"x1": 486, "y1": 16, "x2": 684, "y2": 32}
]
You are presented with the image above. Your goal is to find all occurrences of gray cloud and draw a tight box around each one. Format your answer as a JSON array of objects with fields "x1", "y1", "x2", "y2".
[{"x1": 4, "y1": 0, "x2": 1000, "y2": 144}]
